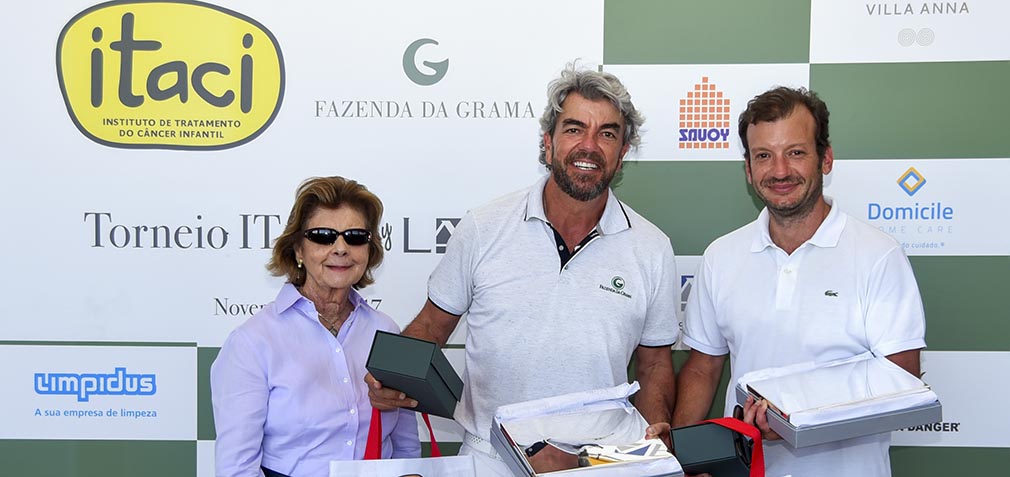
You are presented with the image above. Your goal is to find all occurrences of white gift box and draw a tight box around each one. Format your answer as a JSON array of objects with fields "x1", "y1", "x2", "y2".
[
  {"x1": 490, "y1": 382, "x2": 684, "y2": 476},
  {"x1": 736, "y1": 353, "x2": 942, "y2": 448}
]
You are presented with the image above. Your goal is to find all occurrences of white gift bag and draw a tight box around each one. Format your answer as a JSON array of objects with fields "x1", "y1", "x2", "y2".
[
  {"x1": 331, "y1": 408, "x2": 476, "y2": 477},
  {"x1": 330, "y1": 455, "x2": 476, "y2": 477}
]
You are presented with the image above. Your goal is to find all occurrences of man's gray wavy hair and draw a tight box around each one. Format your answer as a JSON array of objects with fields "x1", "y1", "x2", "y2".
[{"x1": 538, "y1": 65, "x2": 644, "y2": 166}]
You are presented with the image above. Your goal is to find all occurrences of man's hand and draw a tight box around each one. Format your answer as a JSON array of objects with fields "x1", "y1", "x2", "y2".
[
  {"x1": 364, "y1": 372, "x2": 417, "y2": 410},
  {"x1": 366, "y1": 300, "x2": 462, "y2": 410},
  {"x1": 644, "y1": 422, "x2": 673, "y2": 451},
  {"x1": 742, "y1": 395, "x2": 781, "y2": 441},
  {"x1": 527, "y1": 444, "x2": 579, "y2": 473}
]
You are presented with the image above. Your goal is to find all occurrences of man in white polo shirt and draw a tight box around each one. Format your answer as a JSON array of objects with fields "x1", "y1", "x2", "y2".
[
  {"x1": 672, "y1": 87, "x2": 926, "y2": 477},
  {"x1": 367, "y1": 65, "x2": 679, "y2": 475}
]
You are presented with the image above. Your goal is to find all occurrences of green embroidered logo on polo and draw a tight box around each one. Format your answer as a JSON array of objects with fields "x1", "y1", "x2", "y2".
[
  {"x1": 600, "y1": 276, "x2": 631, "y2": 299},
  {"x1": 612, "y1": 276, "x2": 625, "y2": 290}
]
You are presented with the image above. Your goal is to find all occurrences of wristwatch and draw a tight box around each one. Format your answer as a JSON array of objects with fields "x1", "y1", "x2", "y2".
[{"x1": 525, "y1": 440, "x2": 549, "y2": 458}]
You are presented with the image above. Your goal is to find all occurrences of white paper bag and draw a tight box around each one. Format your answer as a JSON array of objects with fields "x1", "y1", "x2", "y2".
[{"x1": 330, "y1": 455, "x2": 476, "y2": 477}]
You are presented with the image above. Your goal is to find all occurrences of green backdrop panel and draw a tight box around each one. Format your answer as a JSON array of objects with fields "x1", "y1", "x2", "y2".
[
  {"x1": 604, "y1": 0, "x2": 810, "y2": 65},
  {"x1": 617, "y1": 160, "x2": 761, "y2": 256},
  {"x1": 910, "y1": 256, "x2": 1009, "y2": 351},
  {"x1": 891, "y1": 447, "x2": 1010, "y2": 476},
  {"x1": 811, "y1": 61, "x2": 1010, "y2": 159},
  {"x1": 198, "y1": 347, "x2": 220, "y2": 441},
  {"x1": 0, "y1": 440, "x2": 194, "y2": 477}
]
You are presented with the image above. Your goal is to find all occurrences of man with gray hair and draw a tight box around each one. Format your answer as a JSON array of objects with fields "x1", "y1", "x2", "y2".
[{"x1": 367, "y1": 64, "x2": 679, "y2": 475}]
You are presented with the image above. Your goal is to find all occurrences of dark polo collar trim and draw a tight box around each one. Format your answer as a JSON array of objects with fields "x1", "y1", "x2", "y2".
[{"x1": 522, "y1": 174, "x2": 632, "y2": 234}]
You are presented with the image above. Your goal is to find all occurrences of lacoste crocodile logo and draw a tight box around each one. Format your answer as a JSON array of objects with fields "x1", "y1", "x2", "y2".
[{"x1": 824, "y1": 290, "x2": 839, "y2": 297}]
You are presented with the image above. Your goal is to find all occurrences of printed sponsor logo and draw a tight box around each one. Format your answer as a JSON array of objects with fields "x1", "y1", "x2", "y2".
[
  {"x1": 897, "y1": 166, "x2": 927, "y2": 196},
  {"x1": 678, "y1": 77, "x2": 730, "y2": 150},
  {"x1": 314, "y1": 38, "x2": 534, "y2": 120},
  {"x1": 35, "y1": 367, "x2": 156, "y2": 402},
  {"x1": 57, "y1": 1, "x2": 285, "y2": 149},
  {"x1": 865, "y1": 2, "x2": 969, "y2": 16},
  {"x1": 401, "y1": 217, "x2": 461, "y2": 254},
  {"x1": 898, "y1": 28, "x2": 936, "y2": 47},
  {"x1": 866, "y1": 166, "x2": 955, "y2": 250},
  {"x1": 897, "y1": 421, "x2": 962, "y2": 432},
  {"x1": 403, "y1": 38, "x2": 448, "y2": 86},
  {"x1": 864, "y1": 2, "x2": 970, "y2": 47},
  {"x1": 680, "y1": 275, "x2": 694, "y2": 314}
]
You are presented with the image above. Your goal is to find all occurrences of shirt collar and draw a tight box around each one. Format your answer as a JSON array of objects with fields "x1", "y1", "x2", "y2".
[
  {"x1": 750, "y1": 196, "x2": 844, "y2": 252},
  {"x1": 274, "y1": 282, "x2": 366, "y2": 317},
  {"x1": 523, "y1": 174, "x2": 632, "y2": 235}
]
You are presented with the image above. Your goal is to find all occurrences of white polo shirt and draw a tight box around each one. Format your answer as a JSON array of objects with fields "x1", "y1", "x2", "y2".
[
  {"x1": 683, "y1": 198, "x2": 926, "y2": 477},
  {"x1": 429, "y1": 174, "x2": 679, "y2": 441}
]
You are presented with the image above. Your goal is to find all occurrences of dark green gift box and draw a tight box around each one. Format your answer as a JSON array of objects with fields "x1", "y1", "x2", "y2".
[
  {"x1": 366, "y1": 330, "x2": 464, "y2": 419},
  {"x1": 671, "y1": 422, "x2": 752, "y2": 477}
]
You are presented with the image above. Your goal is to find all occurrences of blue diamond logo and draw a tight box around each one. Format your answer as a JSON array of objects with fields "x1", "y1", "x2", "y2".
[{"x1": 897, "y1": 167, "x2": 926, "y2": 196}]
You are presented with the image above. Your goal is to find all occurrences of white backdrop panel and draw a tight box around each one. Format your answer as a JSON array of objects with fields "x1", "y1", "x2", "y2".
[
  {"x1": 0, "y1": 344, "x2": 197, "y2": 440},
  {"x1": 604, "y1": 64, "x2": 810, "y2": 162},
  {"x1": 824, "y1": 158, "x2": 1010, "y2": 256},
  {"x1": 810, "y1": 0, "x2": 1009, "y2": 64},
  {"x1": 0, "y1": 0, "x2": 606, "y2": 347},
  {"x1": 892, "y1": 351, "x2": 1010, "y2": 447}
]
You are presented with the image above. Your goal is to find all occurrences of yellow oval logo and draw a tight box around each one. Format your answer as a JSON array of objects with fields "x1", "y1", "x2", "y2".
[{"x1": 57, "y1": 1, "x2": 284, "y2": 150}]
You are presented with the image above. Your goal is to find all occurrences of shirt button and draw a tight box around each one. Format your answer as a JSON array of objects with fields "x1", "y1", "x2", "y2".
[
  {"x1": 335, "y1": 348, "x2": 342, "y2": 353},
  {"x1": 346, "y1": 440, "x2": 353, "y2": 446},
  {"x1": 342, "y1": 377, "x2": 349, "y2": 383},
  {"x1": 350, "y1": 408, "x2": 356, "y2": 414},
  {"x1": 558, "y1": 245, "x2": 564, "y2": 251}
]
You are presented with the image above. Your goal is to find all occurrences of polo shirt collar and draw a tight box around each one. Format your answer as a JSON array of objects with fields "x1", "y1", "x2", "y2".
[
  {"x1": 750, "y1": 196, "x2": 844, "y2": 252},
  {"x1": 523, "y1": 174, "x2": 632, "y2": 235}
]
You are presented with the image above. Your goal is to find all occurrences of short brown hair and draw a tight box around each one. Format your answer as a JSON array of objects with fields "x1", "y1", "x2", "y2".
[
  {"x1": 738, "y1": 86, "x2": 831, "y2": 161},
  {"x1": 267, "y1": 176, "x2": 384, "y2": 289}
]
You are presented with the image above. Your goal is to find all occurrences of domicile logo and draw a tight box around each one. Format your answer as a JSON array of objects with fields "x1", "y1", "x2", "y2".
[
  {"x1": 57, "y1": 1, "x2": 285, "y2": 150},
  {"x1": 678, "y1": 77, "x2": 730, "y2": 150},
  {"x1": 897, "y1": 166, "x2": 927, "y2": 196},
  {"x1": 869, "y1": 166, "x2": 952, "y2": 221}
]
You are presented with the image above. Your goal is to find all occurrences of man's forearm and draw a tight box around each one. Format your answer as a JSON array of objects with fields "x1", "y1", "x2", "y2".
[
  {"x1": 634, "y1": 347, "x2": 676, "y2": 425},
  {"x1": 402, "y1": 299, "x2": 460, "y2": 346},
  {"x1": 672, "y1": 350, "x2": 725, "y2": 427}
]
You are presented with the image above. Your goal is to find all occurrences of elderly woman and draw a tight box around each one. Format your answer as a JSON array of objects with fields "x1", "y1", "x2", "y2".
[{"x1": 211, "y1": 176, "x2": 420, "y2": 477}]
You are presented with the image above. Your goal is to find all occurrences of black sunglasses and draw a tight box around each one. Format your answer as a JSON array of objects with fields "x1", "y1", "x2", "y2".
[{"x1": 303, "y1": 227, "x2": 371, "y2": 246}]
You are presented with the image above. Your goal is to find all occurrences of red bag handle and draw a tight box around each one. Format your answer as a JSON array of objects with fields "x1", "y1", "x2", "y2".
[
  {"x1": 364, "y1": 408, "x2": 441, "y2": 460},
  {"x1": 702, "y1": 417, "x2": 765, "y2": 477}
]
